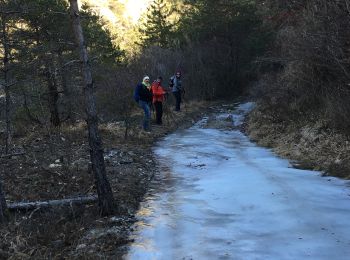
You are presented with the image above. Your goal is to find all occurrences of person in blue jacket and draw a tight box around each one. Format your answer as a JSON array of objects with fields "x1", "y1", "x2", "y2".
[
  {"x1": 169, "y1": 71, "x2": 184, "y2": 111},
  {"x1": 134, "y1": 76, "x2": 153, "y2": 132}
]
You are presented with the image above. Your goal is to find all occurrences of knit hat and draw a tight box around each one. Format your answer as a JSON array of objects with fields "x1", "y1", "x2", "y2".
[{"x1": 143, "y1": 76, "x2": 150, "y2": 81}]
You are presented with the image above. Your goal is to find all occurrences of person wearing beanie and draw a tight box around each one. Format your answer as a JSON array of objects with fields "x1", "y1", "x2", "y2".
[
  {"x1": 143, "y1": 76, "x2": 151, "y2": 89},
  {"x1": 134, "y1": 75, "x2": 153, "y2": 131},
  {"x1": 169, "y1": 71, "x2": 184, "y2": 111},
  {"x1": 151, "y1": 76, "x2": 166, "y2": 125}
]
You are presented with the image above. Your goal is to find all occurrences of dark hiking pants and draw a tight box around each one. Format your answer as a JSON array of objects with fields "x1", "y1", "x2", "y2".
[
  {"x1": 173, "y1": 91, "x2": 181, "y2": 111},
  {"x1": 154, "y1": 101, "x2": 163, "y2": 124}
]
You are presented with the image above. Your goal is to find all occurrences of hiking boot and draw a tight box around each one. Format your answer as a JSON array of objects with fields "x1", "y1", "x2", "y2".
[{"x1": 138, "y1": 130, "x2": 152, "y2": 138}]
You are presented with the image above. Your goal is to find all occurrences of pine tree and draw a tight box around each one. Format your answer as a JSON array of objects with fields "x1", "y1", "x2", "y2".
[
  {"x1": 9, "y1": 0, "x2": 124, "y2": 127},
  {"x1": 14, "y1": 0, "x2": 76, "y2": 127},
  {"x1": 0, "y1": 10, "x2": 13, "y2": 154},
  {"x1": 80, "y1": 5, "x2": 124, "y2": 64},
  {"x1": 139, "y1": 0, "x2": 173, "y2": 48},
  {"x1": 0, "y1": 0, "x2": 25, "y2": 153}
]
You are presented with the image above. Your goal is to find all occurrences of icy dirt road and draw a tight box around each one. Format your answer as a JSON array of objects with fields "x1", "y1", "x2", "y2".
[{"x1": 125, "y1": 103, "x2": 350, "y2": 260}]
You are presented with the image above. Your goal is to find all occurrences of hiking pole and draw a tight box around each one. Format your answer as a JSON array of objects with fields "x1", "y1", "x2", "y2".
[
  {"x1": 182, "y1": 89, "x2": 188, "y2": 112},
  {"x1": 151, "y1": 102, "x2": 156, "y2": 123}
]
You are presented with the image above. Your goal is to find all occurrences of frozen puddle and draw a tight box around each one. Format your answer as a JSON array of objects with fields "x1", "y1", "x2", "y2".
[{"x1": 125, "y1": 103, "x2": 350, "y2": 260}]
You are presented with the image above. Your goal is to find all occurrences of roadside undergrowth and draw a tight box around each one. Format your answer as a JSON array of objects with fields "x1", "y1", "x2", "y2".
[
  {"x1": 0, "y1": 100, "x2": 209, "y2": 259},
  {"x1": 247, "y1": 104, "x2": 350, "y2": 179}
]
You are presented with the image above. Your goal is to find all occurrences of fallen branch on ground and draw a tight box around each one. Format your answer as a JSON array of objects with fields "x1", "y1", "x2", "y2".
[
  {"x1": 7, "y1": 195, "x2": 98, "y2": 211},
  {"x1": 0, "y1": 152, "x2": 26, "y2": 158}
]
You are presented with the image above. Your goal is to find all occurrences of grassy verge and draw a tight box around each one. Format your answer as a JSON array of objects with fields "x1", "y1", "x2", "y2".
[
  {"x1": 246, "y1": 104, "x2": 350, "y2": 179},
  {"x1": 0, "y1": 100, "x2": 209, "y2": 259}
]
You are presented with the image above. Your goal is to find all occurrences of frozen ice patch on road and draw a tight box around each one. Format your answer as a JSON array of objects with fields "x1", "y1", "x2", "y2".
[
  {"x1": 232, "y1": 101, "x2": 255, "y2": 126},
  {"x1": 125, "y1": 102, "x2": 350, "y2": 260}
]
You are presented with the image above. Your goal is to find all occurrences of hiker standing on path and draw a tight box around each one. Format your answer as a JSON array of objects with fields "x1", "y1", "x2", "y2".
[
  {"x1": 151, "y1": 76, "x2": 166, "y2": 125},
  {"x1": 169, "y1": 71, "x2": 184, "y2": 111},
  {"x1": 134, "y1": 76, "x2": 153, "y2": 132}
]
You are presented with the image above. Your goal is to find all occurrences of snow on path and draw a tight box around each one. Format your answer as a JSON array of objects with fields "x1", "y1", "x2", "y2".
[{"x1": 125, "y1": 103, "x2": 350, "y2": 260}]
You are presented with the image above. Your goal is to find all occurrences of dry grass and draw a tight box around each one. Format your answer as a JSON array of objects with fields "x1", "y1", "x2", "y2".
[
  {"x1": 0, "y1": 100, "x2": 209, "y2": 259},
  {"x1": 247, "y1": 104, "x2": 350, "y2": 179}
]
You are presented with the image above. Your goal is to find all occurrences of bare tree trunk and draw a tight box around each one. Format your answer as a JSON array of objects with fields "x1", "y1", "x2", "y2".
[
  {"x1": 4, "y1": 78, "x2": 11, "y2": 154},
  {"x1": 45, "y1": 63, "x2": 61, "y2": 127},
  {"x1": 69, "y1": 0, "x2": 114, "y2": 216},
  {"x1": 57, "y1": 50, "x2": 73, "y2": 122},
  {"x1": 0, "y1": 179, "x2": 7, "y2": 223},
  {"x1": 1, "y1": 14, "x2": 12, "y2": 154}
]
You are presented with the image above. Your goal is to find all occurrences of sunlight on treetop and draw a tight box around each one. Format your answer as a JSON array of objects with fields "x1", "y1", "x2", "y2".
[
  {"x1": 121, "y1": 0, "x2": 152, "y2": 23},
  {"x1": 81, "y1": 0, "x2": 151, "y2": 25}
]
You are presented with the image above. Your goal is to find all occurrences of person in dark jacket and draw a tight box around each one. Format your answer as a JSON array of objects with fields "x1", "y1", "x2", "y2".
[
  {"x1": 134, "y1": 76, "x2": 153, "y2": 131},
  {"x1": 169, "y1": 71, "x2": 183, "y2": 111}
]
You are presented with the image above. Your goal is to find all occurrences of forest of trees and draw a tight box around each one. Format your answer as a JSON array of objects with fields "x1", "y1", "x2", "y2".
[
  {"x1": 0, "y1": 0, "x2": 123, "y2": 220},
  {"x1": 0, "y1": 0, "x2": 349, "y2": 250}
]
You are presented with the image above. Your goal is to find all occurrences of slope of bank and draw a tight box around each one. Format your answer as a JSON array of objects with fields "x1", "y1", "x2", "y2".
[{"x1": 246, "y1": 104, "x2": 350, "y2": 179}]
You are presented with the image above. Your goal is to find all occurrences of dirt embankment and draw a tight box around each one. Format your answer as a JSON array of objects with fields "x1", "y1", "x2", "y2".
[
  {"x1": 246, "y1": 104, "x2": 350, "y2": 179},
  {"x1": 0, "y1": 100, "x2": 209, "y2": 259}
]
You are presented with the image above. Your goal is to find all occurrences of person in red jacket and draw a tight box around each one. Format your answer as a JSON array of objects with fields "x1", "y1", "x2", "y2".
[{"x1": 151, "y1": 76, "x2": 166, "y2": 125}]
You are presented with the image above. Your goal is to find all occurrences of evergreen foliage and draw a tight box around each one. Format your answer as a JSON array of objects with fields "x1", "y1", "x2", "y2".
[
  {"x1": 0, "y1": 0, "x2": 124, "y2": 129},
  {"x1": 173, "y1": 0, "x2": 271, "y2": 99},
  {"x1": 138, "y1": 0, "x2": 174, "y2": 48},
  {"x1": 80, "y1": 4, "x2": 125, "y2": 64}
]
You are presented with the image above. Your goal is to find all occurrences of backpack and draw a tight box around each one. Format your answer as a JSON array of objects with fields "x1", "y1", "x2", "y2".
[{"x1": 169, "y1": 76, "x2": 175, "y2": 88}]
